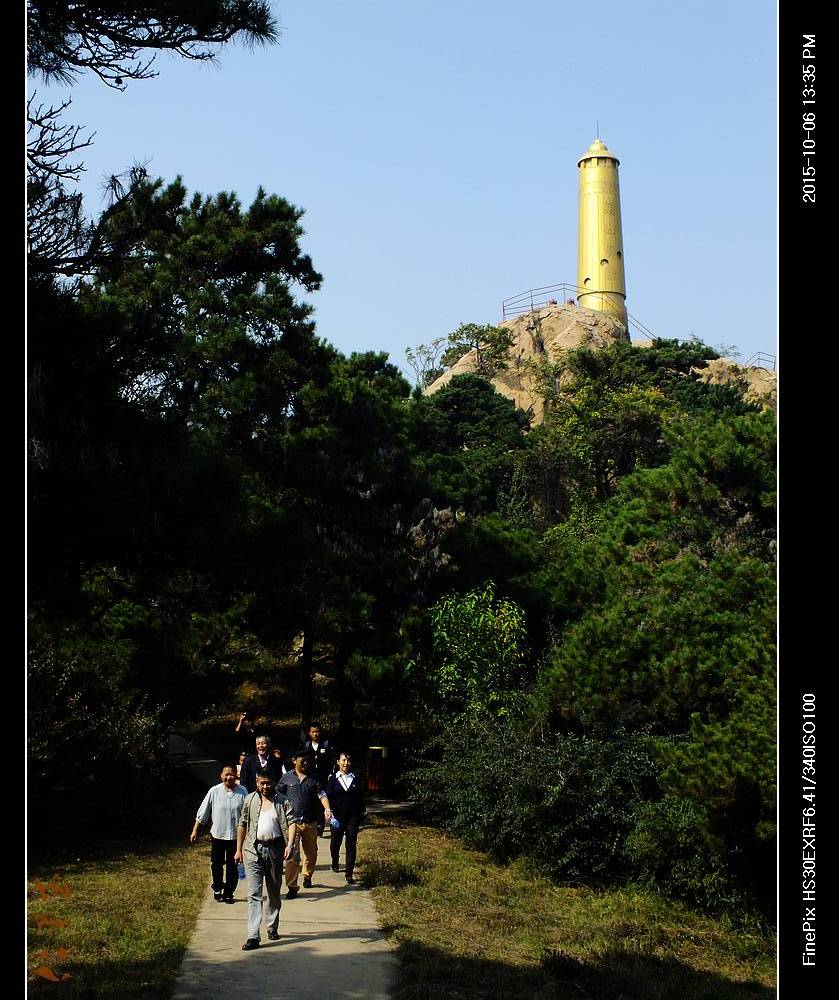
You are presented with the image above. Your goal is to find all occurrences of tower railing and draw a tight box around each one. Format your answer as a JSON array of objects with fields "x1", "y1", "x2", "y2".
[
  {"x1": 500, "y1": 282, "x2": 657, "y2": 341},
  {"x1": 500, "y1": 284, "x2": 776, "y2": 369},
  {"x1": 741, "y1": 352, "x2": 777, "y2": 371}
]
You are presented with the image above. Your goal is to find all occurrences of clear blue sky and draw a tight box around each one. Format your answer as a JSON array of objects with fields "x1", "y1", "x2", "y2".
[{"x1": 37, "y1": 0, "x2": 777, "y2": 371}]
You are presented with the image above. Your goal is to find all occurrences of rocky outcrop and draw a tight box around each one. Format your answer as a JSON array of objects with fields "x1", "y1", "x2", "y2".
[
  {"x1": 691, "y1": 357, "x2": 777, "y2": 410},
  {"x1": 425, "y1": 304, "x2": 776, "y2": 419},
  {"x1": 424, "y1": 303, "x2": 629, "y2": 423}
]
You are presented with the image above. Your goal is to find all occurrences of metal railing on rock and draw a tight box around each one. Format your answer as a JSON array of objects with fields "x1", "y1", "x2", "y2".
[
  {"x1": 500, "y1": 282, "x2": 656, "y2": 341},
  {"x1": 742, "y1": 351, "x2": 777, "y2": 371},
  {"x1": 500, "y1": 284, "x2": 776, "y2": 369}
]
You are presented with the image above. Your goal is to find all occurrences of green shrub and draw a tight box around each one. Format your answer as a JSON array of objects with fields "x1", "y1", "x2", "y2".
[
  {"x1": 409, "y1": 716, "x2": 659, "y2": 883},
  {"x1": 625, "y1": 797, "x2": 755, "y2": 916},
  {"x1": 408, "y1": 582, "x2": 530, "y2": 719},
  {"x1": 28, "y1": 616, "x2": 169, "y2": 830},
  {"x1": 409, "y1": 715, "x2": 770, "y2": 920}
]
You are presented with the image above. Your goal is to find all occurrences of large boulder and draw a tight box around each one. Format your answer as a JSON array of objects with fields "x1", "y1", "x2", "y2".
[
  {"x1": 424, "y1": 303, "x2": 629, "y2": 423},
  {"x1": 691, "y1": 356, "x2": 777, "y2": 410},
  {"x1": 426, "y1": 305, "x2": 776, "y2": 419}
]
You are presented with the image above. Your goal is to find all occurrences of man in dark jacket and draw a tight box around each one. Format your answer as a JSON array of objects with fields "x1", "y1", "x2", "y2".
[
  {"x1": 304, "y1": 723, "x2": 334, "y2": 834},
  {"x1": 239, "y1": 735, "x2": 284, "y2": 792}
]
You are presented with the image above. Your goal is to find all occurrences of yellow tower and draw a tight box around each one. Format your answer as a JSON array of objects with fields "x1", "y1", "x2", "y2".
[{"x1": 577, "y1": 137, "x2": 627, "y2": 329}]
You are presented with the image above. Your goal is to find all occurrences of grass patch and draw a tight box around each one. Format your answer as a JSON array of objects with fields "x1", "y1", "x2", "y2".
[
  {"x1": 358, "y1": 817, "x2": 776, "y2": 1000},
  {"x1": 27, "y1": 777, "x2": 210, "y2": 999}
]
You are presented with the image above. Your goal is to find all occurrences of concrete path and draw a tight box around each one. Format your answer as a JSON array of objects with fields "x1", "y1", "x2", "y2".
[{"x1": 169, "y1": 733, "x2": 398, "y2": 1000}]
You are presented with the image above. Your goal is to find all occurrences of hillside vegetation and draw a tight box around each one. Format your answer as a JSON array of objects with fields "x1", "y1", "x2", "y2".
[
  {"x1": 405, "y1": 338, "x2": 775, "y2": 921},
  {"x1": 28, "y1": 165, "x2": 774, "y2": 925}
]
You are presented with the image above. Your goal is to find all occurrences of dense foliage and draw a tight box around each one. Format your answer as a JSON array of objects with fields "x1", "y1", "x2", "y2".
[
  {"x1": 403, "y1": 344, "x2": 775, "y2": 921},
  {"x1": 30, "y1": 239, "x2": 776, "y2": 912},
  {"x1": 28, "y1": 7, "x2": 423, "y2": 818}
]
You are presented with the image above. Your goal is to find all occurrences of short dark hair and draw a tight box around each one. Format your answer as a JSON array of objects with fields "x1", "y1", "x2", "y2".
[{"x1": 255, "y1": 768, "x2": 276, "y2": 782}]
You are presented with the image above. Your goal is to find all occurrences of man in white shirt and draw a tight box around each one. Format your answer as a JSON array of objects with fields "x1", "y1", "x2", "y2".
[
  {"x1": 235, "y1": 769, "x2": 298, "y2": 950},
  {"x1": 190, "y1": 765, "x2": 247, "y2": 903}
]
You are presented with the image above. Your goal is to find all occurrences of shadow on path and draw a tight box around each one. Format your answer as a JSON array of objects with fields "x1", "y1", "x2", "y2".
[{"x1": 386, "y1": 939, "x2": 774, "y2": 1000}]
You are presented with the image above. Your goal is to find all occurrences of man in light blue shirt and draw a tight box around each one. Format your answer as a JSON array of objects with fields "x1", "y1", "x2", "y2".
[{"x1": 190, "y1": 765, "x2": 247, "y2": 903}]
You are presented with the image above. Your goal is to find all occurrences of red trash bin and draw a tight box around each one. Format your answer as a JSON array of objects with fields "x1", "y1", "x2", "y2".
[{"x1": 367, "y1": 746, "x2": 389, "y2": 795}]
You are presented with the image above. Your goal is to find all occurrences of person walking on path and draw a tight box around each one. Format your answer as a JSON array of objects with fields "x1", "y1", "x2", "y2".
[
  {"x1": 190, "y1": 765, "x2": 247, "y2": 903},
  {"x1": 326, "y1": 751, "x2": 366, "y2": 885},
  {"x1": 305, "y1": 723, "x2": 335, "y2": 835},
  {"x1": 239, "y1": 734, "x2": 284, "y2": 792},
  {"x1": 234, "y1": 769, "x2": 298, "y2": 951},
  {"x1": 278, "y1": 748, "x2": 333, "y2": 895}
]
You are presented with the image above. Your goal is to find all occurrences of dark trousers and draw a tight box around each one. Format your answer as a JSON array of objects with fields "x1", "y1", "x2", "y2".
[
  {"x1": 210, "y1": 836, "x2": 238, "y2": 897},
  {"x1": 330, "y1": 813, "x2": 361, "y2": 876}
]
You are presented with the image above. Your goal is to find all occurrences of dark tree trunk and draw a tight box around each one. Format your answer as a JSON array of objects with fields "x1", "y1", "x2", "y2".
[
  {"x1": 335, "y1": 644, "x2": 356, "y2": 751},
  {"x1": 299, "y1": 630, "x2": 313, "y2": 741}
]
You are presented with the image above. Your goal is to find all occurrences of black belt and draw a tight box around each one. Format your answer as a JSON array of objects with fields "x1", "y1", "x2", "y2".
[{"x1": 255, "y1": 838, "x2": 284, "y2": 846}]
